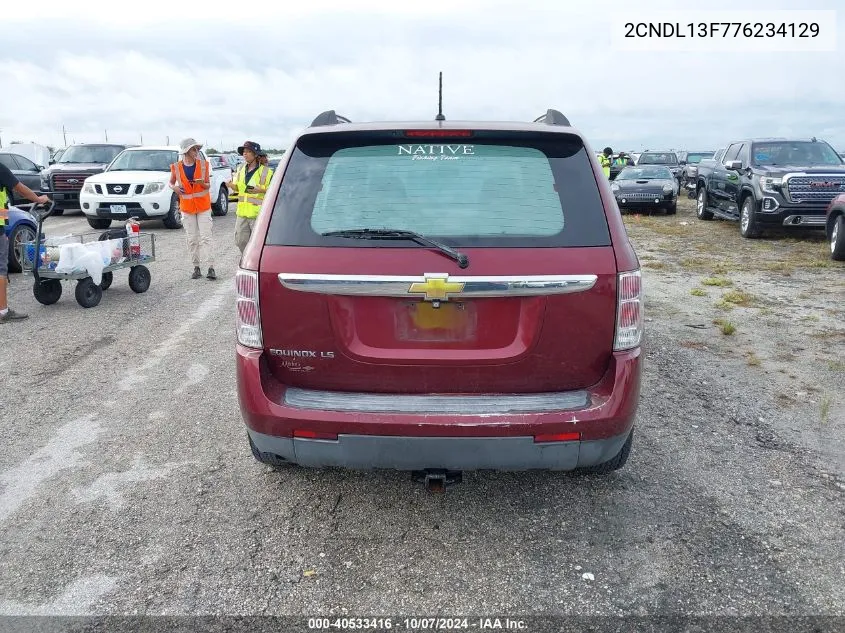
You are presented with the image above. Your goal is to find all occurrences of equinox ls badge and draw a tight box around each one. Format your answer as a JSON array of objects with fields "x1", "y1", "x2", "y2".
[
  {"x1": 407, "y1": 273, "x2": 465, "y2": 301},
  {"x1": 270, "y1": 349, "x2": 335, "y2": 359}
]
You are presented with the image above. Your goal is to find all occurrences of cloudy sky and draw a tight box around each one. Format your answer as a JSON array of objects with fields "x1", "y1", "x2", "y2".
[{"x1": 2, "y1": 0, "x2": 843, "y2": 153}]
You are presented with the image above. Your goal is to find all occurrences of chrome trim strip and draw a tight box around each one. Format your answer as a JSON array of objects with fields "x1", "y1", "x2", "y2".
[
  {"x1": 782, "y1": 215, "x2": 826, "y2": 226},
  {"x1": 278, "y1": 273, "x2": 598, "y2": 298},
  {"x1": 284, "y1": 387, "x2": 590, "y2": 414}
]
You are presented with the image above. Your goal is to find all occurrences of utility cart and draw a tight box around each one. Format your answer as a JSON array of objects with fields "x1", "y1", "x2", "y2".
[{"x1": 18, "y1": 202, "x2": 156, "y2": 308}]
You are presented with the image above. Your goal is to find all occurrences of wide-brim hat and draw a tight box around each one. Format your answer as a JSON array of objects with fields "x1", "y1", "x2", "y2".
[
  {"x1": 238, "y1": 141, "x2": 261, "y2": 155},
  {"x1": 179, "y1": 137, "x2": 202, "y2": 154}
]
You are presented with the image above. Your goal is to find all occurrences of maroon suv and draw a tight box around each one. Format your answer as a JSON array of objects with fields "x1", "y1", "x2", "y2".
[{"x1": 236, "y1": 109, "x2": 643, "y2": 484}]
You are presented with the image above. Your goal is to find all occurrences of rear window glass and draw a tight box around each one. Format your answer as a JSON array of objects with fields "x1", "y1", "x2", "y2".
[
  {"x1": 637, "y1": 152, "x2": 678, "y2": 165},
  {"x1": 265, "y1": 131, "x2": 611, "y2": 248}
]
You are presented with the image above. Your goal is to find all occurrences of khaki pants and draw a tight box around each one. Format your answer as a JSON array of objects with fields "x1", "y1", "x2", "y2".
[
  {"x1": 182, "y1": 210, "x2": 214, "y2": 267},
  {"x1": 234, "y1": 215, "x2": 256, "y2": 253}
]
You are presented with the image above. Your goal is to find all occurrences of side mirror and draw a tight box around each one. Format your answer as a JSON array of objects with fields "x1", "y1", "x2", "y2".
[
  {"x1": 35, "y1": 165, "x2": 44, "y2": 171},
  {"x1": 679, "y1": 160, "x2": 687, "y2": 165},
  {"x1": 726, "y1": 160, "x2": 742, "y2": 170}
]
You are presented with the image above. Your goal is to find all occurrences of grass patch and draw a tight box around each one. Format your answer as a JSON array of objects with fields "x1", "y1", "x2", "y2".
[
  {"x1": 828, "y1": 360, "x2": 845, "y2": 372},
  {"x1": 758, "y1": 307, "x2": 775, "y2": 316},
  {"x1": 643, "y1": 261, "x2": 670, "y2": 270},
  {"x1": 680, "y1": 340, "x2": 709, "y2": 350},
  {"x1": 690, "y1": 288, "x2": 708, "y2": 297},
  {"x1": 746, "y1": 352, "x2": 761, "y2": 366},
  {"x1": 762, "y1": 262, "x2": 793, "y2": 275},
  {"x1": 721, "y1": 289, "x2": 756, "y2": 307},
  {"x1": 800, "y1": 315, "x2": 820, "y2": 322},
  {"x1": 713, "y1": 318, "x2": 736, "y2": 335},
  {"x1": 820, "y1": 395, "x2": 832, "y2": 424},
  {"x1": 702, "y1": 276, "x2": 733, "y2": 287},
  {"x1": 679, "y1": 256, "x2": 710, "y2": 269},
  {"x1": 712, "y1": 262, "x2": 734, "y2": 276},
  {"x1": 715, "y1": 299, "x2": 735, "y2": 311}
]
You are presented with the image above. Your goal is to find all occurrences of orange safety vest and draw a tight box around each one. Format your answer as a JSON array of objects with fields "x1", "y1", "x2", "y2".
[{"x1": 171, "y1": 159, "x2": 212, "y2": 214}]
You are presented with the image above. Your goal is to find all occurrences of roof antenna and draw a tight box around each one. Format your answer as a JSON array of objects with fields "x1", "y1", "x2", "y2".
[{"x1": 435, "y1": 72, "x2": 445, "y2": 121}]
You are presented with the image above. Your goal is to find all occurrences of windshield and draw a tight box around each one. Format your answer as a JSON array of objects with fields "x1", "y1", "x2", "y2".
[
  {"x1": 637, "y1": 152, "x2": 679, "y2": 165},
  {"x1": 617, "y1": 166, "x2": 673, "y2": 180},
  {"x1": 107, "y1": 149, "x2": 178, "y2": 171},
  {"x1": 59, "y1": 145, "x2": 124, "y2": 164},
  {"x1": 266, "y1": 132, "x2": 611, "y2": 248},
  {"x1": 686, "y1": 152, "x2": 713, "y2": 164},
  {"x1": 751, "y1": 141, "x2": 843, "y2": 166}
]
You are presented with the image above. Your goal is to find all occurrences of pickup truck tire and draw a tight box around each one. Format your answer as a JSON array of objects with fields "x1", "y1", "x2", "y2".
[
  {"x1": 211, "y1": 185, "x2": 229, "y2": 216},
  {"x1": 162, "y1": 194, "x2": 182, "y2": 229},
  {"x1": 666, "y1": 202, "x2": 677, "y2": 215},
  {"x1": 831, "y1": 215, "x2": 845, "y2": 261},
  {"x1": 740, "y1": 195, "x2": 762, "y2": 239},
  {"x1": 87, "y1": 218, "x2": 112, "y2": 229},
  {"x1": 696, "y1": 188, "x2": 714, "y2": 220}
]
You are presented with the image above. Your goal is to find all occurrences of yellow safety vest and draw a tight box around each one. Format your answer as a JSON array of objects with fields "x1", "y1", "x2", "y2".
[
  {"x1": 0, "y1": 187, "x2": 7, "y2": 226},
  {"x1": 599, "y1": 154, "x2": 611, "y2": 177},
  {"x1": 233, "y1": 163, "x2": 273, "y2": 219}
]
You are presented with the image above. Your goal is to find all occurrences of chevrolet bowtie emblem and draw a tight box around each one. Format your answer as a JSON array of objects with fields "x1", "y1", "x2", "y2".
[{"x1": 408, "y1": 274, "x2": 465, "y2": 301}]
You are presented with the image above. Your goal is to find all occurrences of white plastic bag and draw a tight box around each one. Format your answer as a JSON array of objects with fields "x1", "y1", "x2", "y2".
[{"x1": 54, "y1": 242, "x2": 106, "y2": 284}]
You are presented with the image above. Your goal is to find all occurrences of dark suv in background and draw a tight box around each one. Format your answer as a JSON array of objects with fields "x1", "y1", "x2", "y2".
[
  {"x1": 636, "y1": 151, "x2": 682, "y2": 187},
  {"x1": 695, "y1": 137, "x2": 845, "y2": 238},
  {"x1": 40, "y1": 143, "x2": 129, "y2": 215},
  {"x1": 235, "y1": 108, "x2": 644, "y2": 490}
]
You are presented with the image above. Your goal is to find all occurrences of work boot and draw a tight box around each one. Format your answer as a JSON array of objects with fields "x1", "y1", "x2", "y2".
[
  {"x1": 191, "y1": 266, "x2": 202, "y2": 279},
  {"x1": 0, "y1": 309, "x2": 29, "y2": 323},
  {"x1": 207, "y1": 267, "x2": 216, "y2": 280}
]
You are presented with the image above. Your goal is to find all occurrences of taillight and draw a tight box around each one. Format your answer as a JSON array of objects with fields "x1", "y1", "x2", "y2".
[
  {"x1": 614, "y1": 269, "x2": 643, "y2": 351},
  {"x1": 236, "y1": 268, "x2": 262, "y2": 348},
  {"x1": 403, "y1": 130, "x2": 473, "y2": 137}
]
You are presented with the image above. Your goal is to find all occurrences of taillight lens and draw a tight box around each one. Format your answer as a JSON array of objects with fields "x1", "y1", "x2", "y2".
[
  {"x1": 403, "y1": 130, "x2": 473, "y2": 137},
  {"x1": 614, "y1": 269, "x2": 643, "y2": 351},
  {"x1": 236, "y1": 269, "x2": 262, "y2": 348}
]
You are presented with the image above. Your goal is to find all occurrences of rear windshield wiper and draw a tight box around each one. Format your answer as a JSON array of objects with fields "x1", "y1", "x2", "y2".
[{"x1": 321, "y1": 228, "x2": 469, "y2": 269}]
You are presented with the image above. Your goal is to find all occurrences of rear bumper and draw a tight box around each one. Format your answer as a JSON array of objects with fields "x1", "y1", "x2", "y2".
[
  {"x1": 248, "y1": 427, "x2": 631, "y2": 471},
  {"x1": 237, "y1": 346, "x2": 642, "y2": 471}
]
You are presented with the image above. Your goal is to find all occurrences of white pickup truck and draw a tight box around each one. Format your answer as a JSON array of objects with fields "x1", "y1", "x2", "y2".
[{"x1": 79, "y1": 145, "x2": 233, "y2": 229}]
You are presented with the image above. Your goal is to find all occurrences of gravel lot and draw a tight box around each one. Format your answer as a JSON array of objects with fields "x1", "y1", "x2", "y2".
[{"x1": 0, "y1": 199, "x2": 843, "y2": 629}]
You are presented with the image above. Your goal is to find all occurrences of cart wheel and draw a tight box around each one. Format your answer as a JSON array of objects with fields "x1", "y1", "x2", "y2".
[
  {"x1": 75, "y1": 277, "x2": 103, "y2": 308},
  {"x1": 128, "y1": 265, "x2": 151, "y2": 293},
  {"x1": 100, "y1": 272, "x2": 113, "y2": 291},
  {"x1": 33, "y1": 279, "x2": 62, "y2": 305}
]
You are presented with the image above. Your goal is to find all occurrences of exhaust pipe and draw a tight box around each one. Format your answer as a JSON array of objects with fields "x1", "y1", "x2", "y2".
[{"x1": 412, "y1": 469, "x2": 463, "y2": 493}]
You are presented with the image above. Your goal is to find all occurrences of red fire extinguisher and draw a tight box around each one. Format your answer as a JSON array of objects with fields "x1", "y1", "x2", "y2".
[{"x1": 125, "y1": 218, "x2": 141, "y2": 258}]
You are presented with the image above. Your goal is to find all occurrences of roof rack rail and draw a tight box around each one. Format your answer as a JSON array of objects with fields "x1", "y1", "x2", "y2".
[
  {"x1": 310, "y1": 110, "x2": 352, "y2": 127},
  {"x1": 533, "y1": 109, "x2": 571, "y2": 127}
]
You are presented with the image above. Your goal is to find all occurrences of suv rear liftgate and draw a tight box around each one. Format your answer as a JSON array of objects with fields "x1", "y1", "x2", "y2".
[{"x1": 236, "y1": 107, "x2": 643, "y2": 491}]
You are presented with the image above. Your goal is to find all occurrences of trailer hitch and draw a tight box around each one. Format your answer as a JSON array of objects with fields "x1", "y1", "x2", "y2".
[{"x1": 412, "y1": 469, "x2": 463, "y2": 493}]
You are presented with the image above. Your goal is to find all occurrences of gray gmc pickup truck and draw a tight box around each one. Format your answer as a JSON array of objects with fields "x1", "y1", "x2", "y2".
[{"x1": 694, "y1": 138, "x2": 845, "y2": 238}]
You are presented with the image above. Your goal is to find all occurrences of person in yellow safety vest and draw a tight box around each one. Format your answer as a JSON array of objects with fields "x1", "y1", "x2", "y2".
[
  {"x1": 599, "y1": 147, "x2": 613, "y2": 178},
  {"x1": 0, "y1": 162, "x2": 50, "y2": 323},
  {"x1": 227, "y1": 141, "x2": 274, "y2": 254}
]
